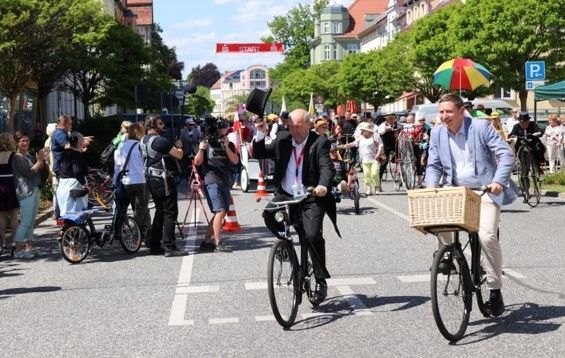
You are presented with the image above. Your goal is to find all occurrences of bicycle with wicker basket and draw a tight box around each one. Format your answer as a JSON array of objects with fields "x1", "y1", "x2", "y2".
[{"x1": 407, "y1": 187, "x2": 493, "y2": 342}]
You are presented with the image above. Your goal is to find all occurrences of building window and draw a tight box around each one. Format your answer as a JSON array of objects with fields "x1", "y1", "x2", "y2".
[
  {"x1": 250, "y1": 69, "x2": 265, "y2": 80},
  {"x1": 251, "y1": 80, "x2": 266, "y2": 89},
  {"x1": 332, "y1": 22, "x2": 341, "y2": 34},
  {"x1": 347, "y1": 43, "x2": 358, "y2": 54},
  {"x1": 324, "y1": 45, "x2": 330, "y2": 60},
  {"x1": 493, "y1": 87, "x2": 513, "y2": 99},
  {"x1": 322, "y1": 21, "x2": 329, "y2": 34}
]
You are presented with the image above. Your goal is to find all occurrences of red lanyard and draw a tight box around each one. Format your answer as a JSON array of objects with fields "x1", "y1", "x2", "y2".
[{"x1": 292, "y1": 146, "x2": 305, "y2": 182}]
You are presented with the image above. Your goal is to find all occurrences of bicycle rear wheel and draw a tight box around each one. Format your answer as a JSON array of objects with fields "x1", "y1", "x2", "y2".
[
  {"x1": 60, "y1": 225, "x2": 90, "y2": 264},
  {"x1": 120, "y1": 216, "x2": 142, "y2": 253},
  {"x1": 431, "y1": 245, "x2": 471, "y2": 342},
  {"x1": 268, "y1": 239, "x2": 299, "y2": 328}
]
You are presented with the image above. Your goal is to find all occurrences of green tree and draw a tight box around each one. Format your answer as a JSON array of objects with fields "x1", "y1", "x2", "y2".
[
  {"x1": 0, "y1": 0, "x2": 36, "y2": 132},
  {"x1": 137, "y1": 24, "x2": 182, "y2": 112},
  {"x1": 455, "y1": 0, "x2": 565, "y2": 110},
  {"x1": 262, "y1": 0, "x2": 328, "y2": 72},
  {"x1": 188, "y1": 63, "x2": 221, "y2": 88},
  {"x1": 65, "y1": 21, "x2": 151, "y2": 119},
  {"x1": 337, "y1": 47, "x2": 412, "y2": 110},
  {"x1": 407, "y1": 6, "x2": 460, "y2": 103},
  {"x1": 184, "y1": 86, "x2": 214, "y2": 117}
]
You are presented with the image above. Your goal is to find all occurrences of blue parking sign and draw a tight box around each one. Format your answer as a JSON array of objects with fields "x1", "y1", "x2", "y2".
[{"x1": 525, "y1": 61, "x2": 545, "y2": 81}]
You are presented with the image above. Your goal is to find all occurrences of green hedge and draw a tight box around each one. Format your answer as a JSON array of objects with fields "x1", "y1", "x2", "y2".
[{"x1": 542, "y1": 171, "x2": 565, "y2": 186}]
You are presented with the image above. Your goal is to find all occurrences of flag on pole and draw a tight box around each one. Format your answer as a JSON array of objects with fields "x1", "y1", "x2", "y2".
[
  {"x1": 280, "y1": 96, "x2": 287, "y2": 115},
  {"x1": 232, "y1": 111, "x2": 241, "y2": 132},
  {"x1": 308, "y1": 93, "x2": 315, "y2": 117}
]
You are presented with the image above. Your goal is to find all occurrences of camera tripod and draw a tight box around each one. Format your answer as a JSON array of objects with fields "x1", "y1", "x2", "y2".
[{"x1": 179, "y1": 164, "x2": 210, "y2": 238}]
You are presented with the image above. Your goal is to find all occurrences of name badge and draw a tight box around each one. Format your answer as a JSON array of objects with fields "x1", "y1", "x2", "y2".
[{"x1": 292, "y1": 182, "x2": 306, "y2": 199}]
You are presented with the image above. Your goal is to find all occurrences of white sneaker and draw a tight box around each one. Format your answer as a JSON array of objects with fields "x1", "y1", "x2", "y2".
[
  {"x1": 366, "y1": 187, "x2": 373, "y2": 195},
  {"x1": 232, "y1": 183, "x2": 241, "y2": 189}
]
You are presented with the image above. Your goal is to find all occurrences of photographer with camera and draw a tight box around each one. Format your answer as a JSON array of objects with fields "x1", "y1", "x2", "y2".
[
  {"x1": 193, "y1": 118, "x2": 239, "y2": 253},
  {"x1": 141, "y1": 115, "x2": 188, "y2": 257}
]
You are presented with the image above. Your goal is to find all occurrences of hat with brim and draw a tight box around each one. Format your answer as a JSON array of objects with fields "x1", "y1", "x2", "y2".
[
  {"x1": 359, "y1": 122, "x2": 375, "y2": 133},
  {"x1": 185, "y1": 118, "x2": 195, "y2": 125},
  {"x1": 314, "y1": 118, "x2": 328, "y2": 129},
  {"x1": 519, "y1": 112, "x2": 531, "y2": 121}
]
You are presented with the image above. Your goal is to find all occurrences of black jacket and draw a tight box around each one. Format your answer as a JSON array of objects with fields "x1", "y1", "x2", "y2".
[
  {"x1": 253, "y1": 130, "x2": 340, "y2": 237},
  {"x1": 253, "y1": 131, "x2": 334, "y2": 191}
]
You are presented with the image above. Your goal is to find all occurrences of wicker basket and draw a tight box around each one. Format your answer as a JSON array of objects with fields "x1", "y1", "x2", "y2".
[{"x1": 407, "y1": 187, "x2": 481, "y2": 233}]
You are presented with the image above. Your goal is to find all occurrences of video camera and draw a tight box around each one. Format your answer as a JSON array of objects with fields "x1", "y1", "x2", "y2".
[{"x1": 203, "y1": 116, "x2": 229, "y2": 145}]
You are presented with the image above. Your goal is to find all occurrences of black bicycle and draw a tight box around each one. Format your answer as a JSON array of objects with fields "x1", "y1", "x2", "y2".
[
  {"x1": 513, "y1": 134, "x2": 542, "y2": 207},
  {"x1": 428, "y1": 189, "x2": 493, "y2": 342},
  {"x1": 265, "y1": 192, "x2": 321, "y2": 328}
]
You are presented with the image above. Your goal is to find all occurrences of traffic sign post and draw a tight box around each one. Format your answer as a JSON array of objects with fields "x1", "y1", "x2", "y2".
[
  {"x1": 525, "y1": 61, "x2": 545, "y2": 81},
  {"x1": 525, "y1": 61, "x2": 546, "y2": 91}
]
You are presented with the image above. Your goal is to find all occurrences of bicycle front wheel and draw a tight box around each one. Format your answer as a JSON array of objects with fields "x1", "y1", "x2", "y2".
[
  {"x1": 60, "y1": 225, "x2": 90, "y2": 264},
  {"x1": 400, "y1": 142, "x2": 416, "y2": 190},
  {"x1": 120, "y1": 216, "x2": 142, "y2": 253},
  {"x1": 431, "y1": 245, "x2": 471, "y2": 342},
  {"x1": 267, "y1": 239, "x2": 299, "y2": 328}
]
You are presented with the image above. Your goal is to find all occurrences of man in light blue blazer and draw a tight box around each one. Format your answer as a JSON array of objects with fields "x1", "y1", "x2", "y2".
[{"x1": 425, "y1": 93, "x2": 519, "y2": 317}]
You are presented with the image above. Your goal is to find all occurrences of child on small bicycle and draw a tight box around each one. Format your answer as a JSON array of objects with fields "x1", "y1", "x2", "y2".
[{"x1": 340, "y1": 122, "x2": 384, "y2": 195}]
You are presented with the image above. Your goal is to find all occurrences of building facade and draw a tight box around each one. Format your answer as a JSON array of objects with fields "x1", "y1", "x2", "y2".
[
  {"x1": 210, "y1": 65, "x2": 270, "y2": 116},
  {"x1": 44, "y1": 0, "x2": 153, "y2": 123},
  {"x1": 310, "y1": 0, "x2": 389, "y2": 65}
]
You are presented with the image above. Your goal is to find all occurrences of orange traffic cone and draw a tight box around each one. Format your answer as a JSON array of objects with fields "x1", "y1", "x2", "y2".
[
  {"x1": 255, "y1": 171, "x2": 268, "y2": 201},
  {"x1": 222, "y1": 195, "x2": 242, "y2": 232}
]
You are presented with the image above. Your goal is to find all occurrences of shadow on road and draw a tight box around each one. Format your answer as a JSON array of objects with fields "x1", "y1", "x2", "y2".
[
  {"x1": 0, "y1": 285, "x2": 61, "y2": 299},
  {"x1": 288, "y1": 294, "x2": 430, "y2": 331},
  {"x1": 455, "y1": 302, "x2": 565, "y2": 345}
]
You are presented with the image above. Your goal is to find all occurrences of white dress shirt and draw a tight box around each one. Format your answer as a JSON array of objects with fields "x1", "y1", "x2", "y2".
[{"x1": 281, "y1": 139, "x2": 307, "y2": 195}]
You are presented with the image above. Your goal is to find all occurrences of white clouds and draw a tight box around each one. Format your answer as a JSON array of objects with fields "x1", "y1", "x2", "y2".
[{"x1": 213, "y1": 0, "x2": 234, "y2": 4}]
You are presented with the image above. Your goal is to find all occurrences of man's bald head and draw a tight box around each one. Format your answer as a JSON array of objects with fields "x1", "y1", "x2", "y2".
[{"x1": 288, "y1": 109, "x2": 311, "y2": 144}]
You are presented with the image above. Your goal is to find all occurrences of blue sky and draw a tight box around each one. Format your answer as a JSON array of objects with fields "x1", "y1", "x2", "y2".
[{"x1": 154, "y1": 0, "x2": 353, "y2": 77}]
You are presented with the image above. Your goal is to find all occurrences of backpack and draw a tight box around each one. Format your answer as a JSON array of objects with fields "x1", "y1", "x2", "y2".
[{"x1": 100, "y1": 143, "x2": 116, "y2": 174}]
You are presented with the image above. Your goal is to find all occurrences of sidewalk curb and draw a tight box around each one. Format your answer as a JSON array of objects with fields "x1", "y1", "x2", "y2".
[
  {"x1": 36, "y1": 208, "x2": 54, "y2": 226},
  {"x1": 542, "y1": 190, "x2": 565, "y2": 198}
]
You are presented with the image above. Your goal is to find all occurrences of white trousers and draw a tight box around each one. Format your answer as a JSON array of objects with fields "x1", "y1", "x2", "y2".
[
  {"x1": 438, "y1": 193, "x2": 502, "y2": 290},
  {"x1": 546, "y1": 144, "x2": 564, "y2": 173}
]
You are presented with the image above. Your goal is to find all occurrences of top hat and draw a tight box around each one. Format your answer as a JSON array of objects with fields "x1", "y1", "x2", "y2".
[
  {"x1": 519, "y1": 112, "x2": 531, "y2": 121},
  {"x1": 246, "y1": 88, "x2": 273, "y2": 116}
]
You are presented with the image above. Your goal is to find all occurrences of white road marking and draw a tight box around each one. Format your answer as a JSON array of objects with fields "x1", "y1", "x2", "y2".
[
  {"x1": 503, "y1": 268, "x2": 527, "y2": 279},
  {"x1": 255, "y1": 315, "x2": 276, "y2": 322},
  {"x1": 209, "y1": 317, "x2": 240, "y2": 324},
  {"x1": 168, "y1": 208, "x2": 199, "y2": 326},
  {"x1": 328, "y1": 277, "x2": 376, "y2": 286},
  {"x1": 397, "y1": 274, "x2": 432, "y2": 283},
  {"x1": 168, "y1": 294, "x2": 194, "y2": 326},
  {"x1": 245, "y1": 281, "x2": 268, "y2": 290},
  {"x1": 245, "y1": 277, "x2": 376, "y2": 291},
  {"x1": 335, "y1": 285, "x2": 373, "y2": 316},
  {"x1": 397, "y1": 269, "x2": 526, "y2": 283},
  {"x1": 366, "y1": 197, "x2": 409, "y2": 221},
  {"x1": 176, "y1": 285, "x2": 220, "y2": 294}
]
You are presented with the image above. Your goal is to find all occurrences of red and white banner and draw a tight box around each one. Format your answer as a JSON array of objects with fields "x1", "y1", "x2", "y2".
[{"x1": 216, "y1": 42, "x2": 284, "y2": 54}]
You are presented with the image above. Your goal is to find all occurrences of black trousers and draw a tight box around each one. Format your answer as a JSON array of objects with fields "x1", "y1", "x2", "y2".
[
  {"x1": 263, "y1": 193, "x2": 329, "y2": 281},
  {"x1": 147, "y1": 176, "x2": 178, "y2": 249},
  {"x1": 112, "y1": 183, "x2": 152, "y2": 241}
]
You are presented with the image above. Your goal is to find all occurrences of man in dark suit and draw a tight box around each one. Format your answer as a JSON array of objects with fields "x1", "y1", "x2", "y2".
[{"x1": 253, "y1": 109, "x2": 339, "y2": 304}]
